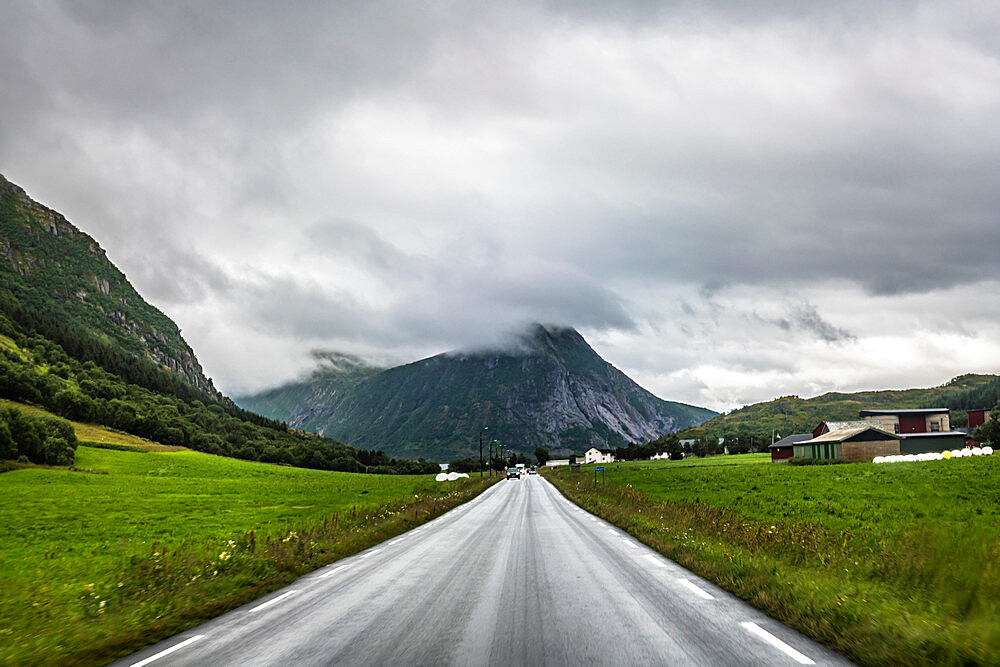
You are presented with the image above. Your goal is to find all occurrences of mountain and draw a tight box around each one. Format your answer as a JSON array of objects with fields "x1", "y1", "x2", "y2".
[
  {"x1": 238, "y1": 324, "x2": 718, "y2": 461},
  {"x1": 676, "y1": 373, "x2": 1000, "y2": 443},
  {"x1": 0, "y1": 174, "x2": 436, "y2": 474},
  {"x1": 0, "y1": 173, "x2": 215, "y2": 395}
]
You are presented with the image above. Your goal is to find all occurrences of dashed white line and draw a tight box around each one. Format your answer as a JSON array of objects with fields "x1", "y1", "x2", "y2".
[
  {"x1": 129, "y1": 635, "x2": 205, "y2": 666},
  {"x1": 359, "y1": 548, "x2": 382, "y2": 559},
  {"x1": 644, "y1": 554, "x2": 667, "y2": 568},
  {"x1": 319, "y1": 564, "x2": 348, "y2": 579},
  {"x1": 677, "y1": 578, "x2": 715, "y2": 600},
  {"x1": 741, "y1": 622, "x2": 815, "y2": 664},
  {"x1": 389, "y1": 538, "x2": 404, "y2": 546},
  {"x1": 248, "y1": 590, "x2": 298, "y2": 613},
  {"x1": 621, "y1": 541, "x2": 638, "y2": 549}
]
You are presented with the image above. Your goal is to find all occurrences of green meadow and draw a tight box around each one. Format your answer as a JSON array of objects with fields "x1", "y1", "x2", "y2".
[
  {"x1": 0, "y1": 444, "x2": 495, "y2": 665},
  {"x1": 547, "y1": 455, "x2": 1000, "y2": 666}
]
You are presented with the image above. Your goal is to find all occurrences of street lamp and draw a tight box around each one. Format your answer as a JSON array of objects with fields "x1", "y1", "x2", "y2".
[{"x1": 479, "y1": 426, "x2": 488, "y2": 478}]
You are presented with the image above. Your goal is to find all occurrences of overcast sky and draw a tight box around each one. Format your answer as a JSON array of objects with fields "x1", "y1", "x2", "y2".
[{"x1": 3, "y1": 0, "x2": 1000, "y2": 411}]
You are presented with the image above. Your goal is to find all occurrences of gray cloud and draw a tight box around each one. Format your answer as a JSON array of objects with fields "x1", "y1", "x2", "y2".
[{"x1": 3, "y1": 1, "x2": 1000, "y2": 406}]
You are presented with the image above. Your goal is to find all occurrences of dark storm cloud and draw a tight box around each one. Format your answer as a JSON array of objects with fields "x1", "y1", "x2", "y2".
[{"x1": 775, "y1": 304, "x2": 856, "y2": 344}]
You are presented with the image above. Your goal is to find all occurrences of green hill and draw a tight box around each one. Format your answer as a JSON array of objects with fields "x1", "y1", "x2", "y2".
[{"x1": 676, "y1": 373, "x2": 1000, "y2": 444}]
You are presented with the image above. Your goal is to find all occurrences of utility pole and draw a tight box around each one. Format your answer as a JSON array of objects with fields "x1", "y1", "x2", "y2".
[
  {"x1": 479, "y1": 426, "x2": 488, "y2": 478},
  {"x1": 489, "y1": 439, "x2": 494, "y2": 477}
]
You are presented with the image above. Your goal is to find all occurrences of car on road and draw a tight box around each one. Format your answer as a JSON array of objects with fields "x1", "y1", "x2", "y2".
[
  {"x1": 506, "y1": 468, "x2": 520, "y2": 479},
  {"x1": 528, "y1": 467, "x2": 537, "y2": 475}
]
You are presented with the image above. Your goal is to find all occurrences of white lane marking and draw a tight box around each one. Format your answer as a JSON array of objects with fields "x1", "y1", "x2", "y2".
[
  {"x1": 644, "y1": 554, "x2": 667, "y2": 568},
  {"x1": 130, "y1": 635, "x2": 205, "y2": 666},
  {"x1": 319, "y1": 564, "x2": 348, "y2": 579},
  {"x1": 622, "y1": 541, "x2": 638, "y2": 549},
  {"x1": 589, "y1": 517, "x2": 598, "y2": 522},
  {"x1": 359, "y1": 548, "x2": 382, "y2": 559},
  {"x1": 607, "y1": 529, "x2": 617, "y2": 535},
  {"x1": 248, "y1": 590, "x2": 298, "y2": 613},
  {"x1": 677, "y1": 578, "x2": 715, "y2": 600},
  {"x1": 389, "y1": 538, "x2": 404, "y2": 545},
  {"x1": 740, "y1": 622, "x2": 815, "y2": 665}
]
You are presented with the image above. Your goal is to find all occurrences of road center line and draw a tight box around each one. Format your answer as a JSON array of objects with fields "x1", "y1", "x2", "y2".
[
  {"x1": 677, "y1": 579, "x2": 715, "y2": 600},
  {"x1": 740, "y1": 622, "x2": 815, "y2": 665},
  {"x1": 622, "y1": 541, "x2": 638, "y2": 549},
  {"x1": 129, "y1": 635, "x2": 205, "y2": 667},
  {"x1": 359, "y1": 548, "x2": 382, "y2": 559},
  {"x1": 644, "y1": 554, "x2": 667, "y2": 568},
  {"x1": 319, "y1": 564, "x2": 349, "y2": 579},
  {"x1": 248, "y1": 590, "x2": 298, "y2": 614}
]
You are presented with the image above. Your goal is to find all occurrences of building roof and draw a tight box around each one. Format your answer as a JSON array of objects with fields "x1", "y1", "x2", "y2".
[
  {"x1": 859, "y1": 408, "x2": 949, "y2": 416},
  {"x1": 768, "y1": 434, "x2": 812, "y2": 449},
  {"x1": 898, "y1": 431, "x2": 967, "y2": 439},
  {"x1": 820, "y1": 420, "x2": 870, "y2": 432},
  {"x1": 804, "y1": 424, "x2": 900, "y2": 444}
]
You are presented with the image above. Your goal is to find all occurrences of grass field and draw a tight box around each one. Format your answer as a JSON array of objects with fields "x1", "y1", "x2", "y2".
[
  {"x1": 0, "y1": 443, "x2": 496, "y2": 665},
  {"x1": 546, "y1": 455, "x2": 1000, "y2": 666}
]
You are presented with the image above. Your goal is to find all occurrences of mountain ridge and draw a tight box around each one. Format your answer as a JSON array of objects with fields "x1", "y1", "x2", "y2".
[
  {"x1": 0, "y1": 173, "x2": 216, "y2": 396},
  {"x1": 238, "y1": 324, "x2": 717, "y2": 460}
]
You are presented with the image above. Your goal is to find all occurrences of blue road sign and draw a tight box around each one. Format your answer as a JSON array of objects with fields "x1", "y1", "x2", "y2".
[{"x1": 595, "y1": 466, "x2": 605, "y2": 471}]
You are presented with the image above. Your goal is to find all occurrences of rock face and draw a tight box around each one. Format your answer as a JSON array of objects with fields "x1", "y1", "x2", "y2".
[
  {"x1": 0, "y1": 173, "x2": 217, "y2": 396},
  {"x1": 239, "y1": 324, "x2": 716, "y2": 461}
]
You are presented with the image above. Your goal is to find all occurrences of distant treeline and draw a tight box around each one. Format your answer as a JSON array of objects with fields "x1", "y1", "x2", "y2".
[{"x1": 0, "y1": 305, "x2": 437, "y2": 474}]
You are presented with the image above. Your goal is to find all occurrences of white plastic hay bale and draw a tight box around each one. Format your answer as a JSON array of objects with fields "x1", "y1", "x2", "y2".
[
  {"x1": 447, "y1": 471, "x2": 461, "y2": 481},
  {"x1": 873, "y1": 456, "x2": 884, "y2": 464},
  {"x1": 458, "y1": 472, "x2": 470, "y2": 478},
  {"x1": 972, "y1": 447, "x2": 983, "y2": 456},
  {"x1": 950, "y1": 450, "x2": 962, "y2": 459},
  {"x1": 905, "y1": 454, "x2": 917, "y2": 462},
  {"x1": 984, "y1": 446, "x2": 994, "y2": 456},
  {"x1": 436, "y1": 472, "x2": 449, "y2": 482}
]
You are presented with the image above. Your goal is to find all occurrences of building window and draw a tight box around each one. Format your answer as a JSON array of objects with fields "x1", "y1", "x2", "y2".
[
  {"x1": 930, "y1": 421, "x2": 940, "y2": 432},
  {"x1": 894, "y1": 424, "x2": 899, "y2": 434}
]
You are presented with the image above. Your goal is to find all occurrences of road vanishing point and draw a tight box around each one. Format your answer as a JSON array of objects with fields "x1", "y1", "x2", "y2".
[{"x1": 117, "y1": 475, "x2": 852, "y2": 666}]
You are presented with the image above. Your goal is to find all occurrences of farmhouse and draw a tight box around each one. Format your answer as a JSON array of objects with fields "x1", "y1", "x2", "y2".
[
  {"x1": 584, "y1": 447, "x2": 614, "y2": 464},
  {"x1": 793, "y1": 425, "x2": 901, "y2": 462},
  {"x1": 768, "y1": 433, "x2": 811, "y2": 462}
]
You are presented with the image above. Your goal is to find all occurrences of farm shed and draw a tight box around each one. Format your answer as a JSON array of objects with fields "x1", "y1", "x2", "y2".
[
  {"x1": 859, "y1": 408, "x2": 950, "y2": 434},
  {"x1": 794, "y1": 425, "x2": 901, "y2": 462},
  {"x1": 898, "y1": 431, "x2": 968, "y2": 454},
  {"x1": 968, "y1": 408, "x2": 993, "y2": 429},
  {"x1": 768, "y1": 434, "x2": 811, "y2": 462}
]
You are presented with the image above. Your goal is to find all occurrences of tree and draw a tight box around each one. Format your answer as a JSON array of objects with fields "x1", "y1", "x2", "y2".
[{"x1": 534, "y1": 446, "x2": 549, "y2": 465}]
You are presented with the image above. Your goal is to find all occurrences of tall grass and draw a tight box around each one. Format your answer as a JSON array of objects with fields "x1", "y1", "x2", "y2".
[{"x1": 546, "y1": 457, "x2": 1000, "y2": 665}]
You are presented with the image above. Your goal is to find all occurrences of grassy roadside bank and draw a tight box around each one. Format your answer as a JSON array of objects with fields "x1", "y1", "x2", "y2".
[
  {"x1": 545, "y1": 456, "x2": 1000, "y2": 666},
  {"x1": 0, "y1": 446, "x2": 499, "y2": 665}
]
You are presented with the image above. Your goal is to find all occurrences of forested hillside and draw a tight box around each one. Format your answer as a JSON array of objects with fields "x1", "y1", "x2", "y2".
[{"x1": 0, "y1": 175, "x2": 435, "y2": 473}]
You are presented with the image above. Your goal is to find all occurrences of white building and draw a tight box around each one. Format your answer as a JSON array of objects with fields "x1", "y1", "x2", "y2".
[{"x1": 584, "y1": 447, "x2": 614, "y2": 464}]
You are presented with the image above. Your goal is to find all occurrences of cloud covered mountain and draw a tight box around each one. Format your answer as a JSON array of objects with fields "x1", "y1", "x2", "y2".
[{"x1": 238, "y1": 324, "x2": 717, "y2": 461}]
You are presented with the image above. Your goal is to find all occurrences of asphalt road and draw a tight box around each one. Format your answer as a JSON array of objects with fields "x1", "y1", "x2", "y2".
[{"x1": 117, "y1": 474, "x2": 852, "y2": 666}]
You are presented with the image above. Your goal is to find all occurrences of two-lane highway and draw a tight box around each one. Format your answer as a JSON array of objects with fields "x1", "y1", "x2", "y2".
[{"x1": 119, "y1": 475, "x2": 852, "y2": 666}]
